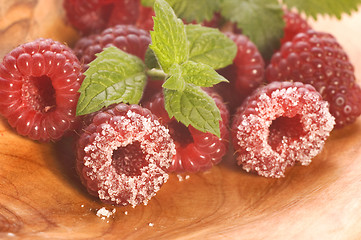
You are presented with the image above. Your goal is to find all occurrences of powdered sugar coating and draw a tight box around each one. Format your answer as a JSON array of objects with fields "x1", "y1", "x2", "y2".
[
  {"x1": 77, "y1": 104, "x2": 176, "y2": 207},
  {"x1": 232, "y1": 81, "x2": 335, "y2": 178}
]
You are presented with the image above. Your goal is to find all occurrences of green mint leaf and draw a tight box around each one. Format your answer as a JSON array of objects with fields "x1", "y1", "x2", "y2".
[
  {"x1": 164, "y1": 85, "x2": 221, "y2": 137},
  {"x1": 150, "y1": 0, "x2": 189, "y2": 73},
  {"x1": 141, "y1": 0, "x2": 221, "y2": 22},
  {"x1": 181, "y1": 61, "x2": 228, "y2": 87},
  {"x1": 221, "y1": 0, "x2": 284, "y2": 61},
  {"x1": 283, "y1": 0, "x2": 361, "y2": 19},
  {"x1": 162, "y1": 64, "x2": 185, "y2": 91},
  {"x1": 186, "y1": 24, "x2": 237, "y2": 70},
  {"x1": 76, "y1": 46, "x2": 147, "y2": 116}
]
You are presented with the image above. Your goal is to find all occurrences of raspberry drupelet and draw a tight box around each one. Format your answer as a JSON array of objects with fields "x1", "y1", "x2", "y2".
[
  {"x1": 76, "y1": 103, "x2": 176, "y2": 207},
  {"x1": 266, "y1": 29, "x2": 361, "y2": 128},
  {"x1": 0, "y1": 38, "x2": 83, "y2": 141},
  {"x1": 144, "y1": 89, "x2": 229, "y2": 173},
  {"x1": 73, "y1": 24, "x2": 151, "y2": 70},
  {"x1": 216, "y1": 32, "x2": 265, "y2": 113},
  {"x1": 281, "y1": 10, "x2": 311, "y2": 45},
  {"x1": 232, "y1": 81, "x2": 335, "y2": 178}
]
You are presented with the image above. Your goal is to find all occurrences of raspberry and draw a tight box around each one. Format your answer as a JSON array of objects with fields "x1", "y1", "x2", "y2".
[
  {"x1": 63, "y1": 0, "x2": 140, "y2": 35},
  {"x1": 0, "y1": 38, "x2": 83, "y2": 141},
  {"x1": 76, "y1": 103, "x2": 176, "y2": 206},
  {"x1": 216, "y1": 32, "x2": 265, "y2": 113},
  {"x1": 144, "y1": 89, "x2": 229, "y2": 173},
  {"x1": 73, "y1": 24, "x2": 151, "y2": 69},
  {"x1": 281, "y1": 10, "x2": 311, "y2": 45},
  {"x1": 231, "y1": 81, "x2": 335, "y2": 178},
  {"x1": 266, "y1": 30, "x2": 361, "y2": 127}
]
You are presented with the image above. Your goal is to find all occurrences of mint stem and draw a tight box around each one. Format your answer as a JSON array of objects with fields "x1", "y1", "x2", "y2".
[{"x1": 146, "y1": 68, "x2": 168, "y2": 80}]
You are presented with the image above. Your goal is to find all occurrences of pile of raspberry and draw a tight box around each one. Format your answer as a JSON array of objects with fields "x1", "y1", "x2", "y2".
[{"x1": 0, "y1": 0, "x2": 360, "y2": 207}]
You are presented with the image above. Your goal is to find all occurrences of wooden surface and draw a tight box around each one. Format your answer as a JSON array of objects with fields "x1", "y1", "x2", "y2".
[{"x1": 1, "y1": 1, "x2": 361, "y2": 239}]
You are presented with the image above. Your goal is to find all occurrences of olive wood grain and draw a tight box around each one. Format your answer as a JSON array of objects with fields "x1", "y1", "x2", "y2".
[{"x1": 1, "y1": 1, "x2": 361, "y2": 239}]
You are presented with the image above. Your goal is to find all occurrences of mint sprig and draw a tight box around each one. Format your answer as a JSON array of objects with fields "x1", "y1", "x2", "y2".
[
  {"x1": 76, "y1": 0, "x2": 236, "y2": 137},
  {"x1": 150, "y1": 0, "x2": 235, "y2": 137},
  {"x1": 76, "y1": 46, "x2": 147, "y2": 116}
]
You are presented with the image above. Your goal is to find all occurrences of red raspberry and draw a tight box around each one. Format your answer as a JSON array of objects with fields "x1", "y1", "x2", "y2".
[
  {"x1": 144, "y1": 89, "x2": 229, "y2": 173},
  {"x1": 281, "y1": 10, "x2": 311, "y2": 45},
  {"x1": 266, "y1": 30, "x2": 361, "y2": 128},
  {"x1": 216, "y1": 32, "x2": 265, "y2": 113},
  {"x1": 73, "y1": 25, "x2": 151, "y2": 69},
  {"x1": 232, "y1": 81, "x2": 335, "y2": 178},
  {"x1": 0, "y1": 38, "x2": 83, "y2": 141},
  {"x1": 76, "y1": 103, "x2": 176, "y2": 206},
  {"x1": 63, "y1": 0, "x2": 140, "y2": 35}
]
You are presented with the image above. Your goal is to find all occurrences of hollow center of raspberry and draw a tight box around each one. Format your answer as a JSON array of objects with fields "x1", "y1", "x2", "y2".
[
  {"x1": 268, "y1": 115, "x2": 305, "y2": 151},
  {"x1": 111, "y1": 141, "x2": 147, "y2": 177},
  {"x1": 22, "y1": 75, "x2": 56, "y2": 113},
  {"x1": 168, "y1": 120, "x2": 193, "y2": 147}
]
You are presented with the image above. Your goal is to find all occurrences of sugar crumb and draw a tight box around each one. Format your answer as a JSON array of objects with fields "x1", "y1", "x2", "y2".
[
  {"x1": 96, "y1": 207, "x2": 116, "y2": 219},
  {"x1": 177, "y1": 174, "x2": 190, "y2": 182},
  {"x1": 148, "y1": 222, "x2": 154, "y2": 227},
  {"x1": 177, "y1": 174, "x2": 184, "y2": 182}
]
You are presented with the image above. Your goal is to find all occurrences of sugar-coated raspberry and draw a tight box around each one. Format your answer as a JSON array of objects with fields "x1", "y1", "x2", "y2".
[
  {"x1": 144, "y1": 89, "x2": 229, "y2": 173},
  {"x1": 76, "y1": 103, "x2": 176, "y2": 206},
  {"x1": 0, "y1": 38, "x2": 83, "y2": 141},
  {"x1": 232, "y1": 81, "x2": 335, "y2": 178},
  {"x1": 73, "y1": 24, "x2": 151, "y2": 69},
  {"x1": 266, "y1": 30, "x2": 361, "y2": 128},
  {"x1": 63, "y1": 0, "x2": 140, "y2": 35},
  {"x1": 281, "y1": 10, "x2": 311, "y2": 45},
  {"x1": 216, "y1": 32, "x2": 265, "y2": 113}
]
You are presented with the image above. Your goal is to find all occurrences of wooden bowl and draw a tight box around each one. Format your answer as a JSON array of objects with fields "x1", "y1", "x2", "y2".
[{"x1": 1, "y1": 1, "x2": 361, "y2": 239}]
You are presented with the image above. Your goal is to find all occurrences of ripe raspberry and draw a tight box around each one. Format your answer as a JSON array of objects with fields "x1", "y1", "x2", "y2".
[
  {"x1": 63, "y1": 0, "x2": 140, "y2": 35},
  {"x1": 232, "y1": 81, "x2": 335, "y2": 178},
  {"x1": 144, "y1": 89, "x2": 229, "y2": 173},
  {"x1": 76, "y1": 103, "x2": 176, "y2": 207},
  {"x1": 216, "y1": 32, "x2": 265, "y2": 113},
  {"x1": 266, "y1": 30, "x2": 361, "y2": 128},
  {"x1": 0, "y1": 38, "x2": 83, "y2": 141},
  {"x1": 281, "y1": 10, "x2": 311, "y2": 45},
  {"x1": 73, "y1": 24, "x2": 151, "y2": 69}
]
